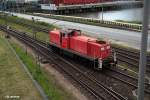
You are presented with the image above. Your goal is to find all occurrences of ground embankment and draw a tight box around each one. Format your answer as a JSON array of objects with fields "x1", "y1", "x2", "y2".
[{"x1": 0, "y1": 32, "x2": 43, "y2": 100}]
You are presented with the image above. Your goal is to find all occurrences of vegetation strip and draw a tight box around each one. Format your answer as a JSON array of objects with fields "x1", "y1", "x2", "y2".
[
  {"x1": 5, "y1": 33, "x2": 75, "y2": 100},
  {"x1": 0, "y1": 17, "x2": 72, "y2": 100},
  {"x1": 115, "y1": 20, "x2": 142, "y2": 24},
  {"x1": 0, "y1": 14, "x2": 51, "y2": 41},
  {"x1": 0, "y1": 34, "x2": 42, "y2": 100},
  {"x1": 5, "y1": 39, "x2": 48, "y2": 100}
]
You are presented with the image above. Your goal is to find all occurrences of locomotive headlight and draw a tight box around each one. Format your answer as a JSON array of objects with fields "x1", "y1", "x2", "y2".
[
  {"x1": 101, "y1": 47, "x2": 105, "y2": 51},
  {"x1": 106, "y1": 46, "x2": 110, "y2": 49}
]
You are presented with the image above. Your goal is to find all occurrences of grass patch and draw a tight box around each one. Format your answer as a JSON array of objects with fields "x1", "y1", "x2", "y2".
[
  {"x1": 111, "y1": 43, "x2": 139, "y2": 52},
  {"x1": 9, "y1": 37, "x2": 75, "y2": 100},
  {"x1": 0, "y1": 16, "x2": 50, "y2": 42},
  {"x1": 118, "y1": 63, "x2": 138, "y2": 77},
  {"x1": 115, "y1": 20, "x2": 142, "y2": 24},
  {"x1": 0, "y1": 32, "x2": 42, "y2": 100},
  {"x1": 0, "y1": 13, "x2": 56, "y2": 29}
]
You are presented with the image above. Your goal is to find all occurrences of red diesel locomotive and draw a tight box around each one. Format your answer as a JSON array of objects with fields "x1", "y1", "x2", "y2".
[{"x1": 49, "y1": 29, "x2": 117, "y2": 70}]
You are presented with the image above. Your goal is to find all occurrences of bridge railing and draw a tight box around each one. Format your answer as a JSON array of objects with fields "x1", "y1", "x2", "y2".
[{"x1": 33, "y1": 13, "x2": 143, "y2": 32}]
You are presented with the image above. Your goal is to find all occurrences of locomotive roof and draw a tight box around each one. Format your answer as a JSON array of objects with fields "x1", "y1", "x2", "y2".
[{"x1": 60, "y1": 29, "x2": 81, "y2": 34}]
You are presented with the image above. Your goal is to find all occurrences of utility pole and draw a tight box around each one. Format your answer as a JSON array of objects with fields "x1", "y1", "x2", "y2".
[
  {"x1": 102, "y1": 4, "x2": 103, "y2": 21},
  {"x1": 101, "y1": 0, "x2": 104, "y2": 22},
  {"x1": 137, "y1": 0, "x2": 150, "y2": 100},
  {"x1": 4, "y1": 0, "x2": 7, "y2": 26}
]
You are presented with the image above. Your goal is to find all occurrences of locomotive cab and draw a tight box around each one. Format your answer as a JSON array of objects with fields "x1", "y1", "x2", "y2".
[
  {"x1": 89, "y1": 40, "x2": 117, "y2": 70},
  {"x1": 60, "y1": 29, "x2": 81, "y2": 48}
]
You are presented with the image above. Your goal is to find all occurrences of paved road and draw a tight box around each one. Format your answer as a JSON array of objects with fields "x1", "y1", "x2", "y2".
[{"x1": 12, "y1": 13, "x2": 150, "y2": 51}]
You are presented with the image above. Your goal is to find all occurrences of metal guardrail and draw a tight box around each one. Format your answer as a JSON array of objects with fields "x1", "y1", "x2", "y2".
[{"x1": 33, "y1": 13, "x2": 142, "y2": 32}]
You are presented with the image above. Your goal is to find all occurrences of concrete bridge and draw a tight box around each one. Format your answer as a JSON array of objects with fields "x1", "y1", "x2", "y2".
[
  {"x1": 57, "y1": 1, "x2": 142, "y2": 10},
  {"x1": 40, "y1": 0, "x2": 143, "y2": 14}
]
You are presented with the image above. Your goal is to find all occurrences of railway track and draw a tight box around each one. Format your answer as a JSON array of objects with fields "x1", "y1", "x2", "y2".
[
  {"x1": 64, "y1": 55, "x2": 150, "y2": 94},
  {"x1": 0, "y1": 25, "x2": 128, "y2": 100},
  {"x1": 113, "y1": 47, "x2": 150, "y2": 73},
  {"x1": 104, "y1": 68, "x2": 150, "y2": 93},
  {"x1": 0, "y1": 16, "x2": 150, "y2": 99},
  {"x1": 6, "y1": 18, "x2": 150, "y2": 73},
  {"x1": 0, "y1": 16, "x2": 49, "y2": 33},
  {"x1": 14, "y1": 20, "x2": 50, "y2": 33},
  {"x1": 2, "y1": 17, "x2": 150, "y2": 67},
  {"x1": 1, "y1": 24, "x2": 150, "y2": 97},
  {"x1": 2, "y1": 17, "x2": 150, "y2": 93}
]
